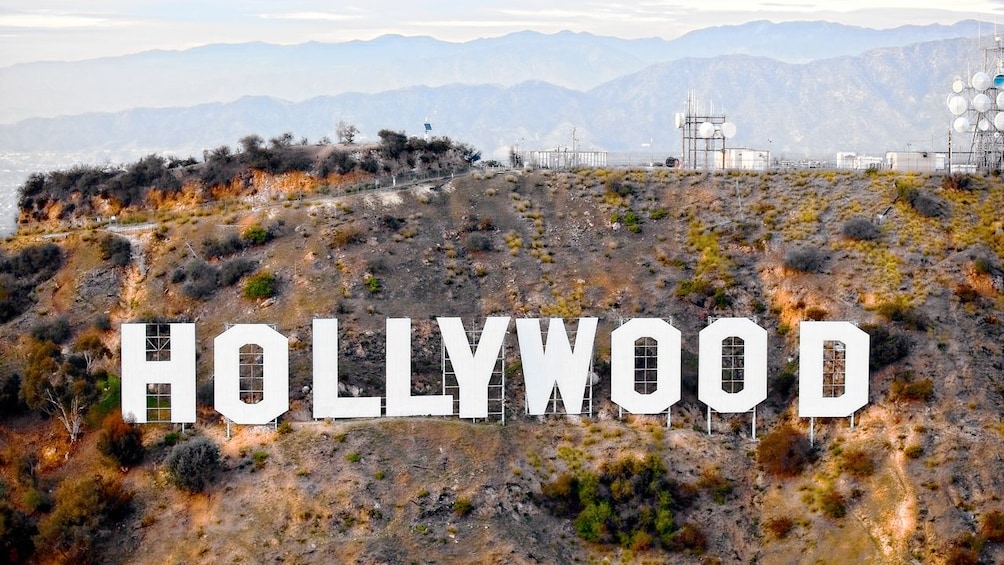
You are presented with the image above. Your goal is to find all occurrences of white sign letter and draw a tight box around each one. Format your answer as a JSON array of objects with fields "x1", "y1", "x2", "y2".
[
  {"x1": 438, "y1": 317, "x2": 510, "y2": 418},
  {"x1": 611, "y1": 318, "x2": 681, "y2": 414},
  {"x1": 385, "y1": 318, "x2": 452, "y2": 417},
  {"x1": 214, "y1": 324, "x2": 289, "y2": 424},
  {"x1": 312, "y1": 319, "x2": 381, "y2": 419},
  {"x1": 121, "y1": 323, "x2": 196, "y2": 423},
  {"x1": 516, "y1": 318, "x2": 598, "y2": 415},
  {"x1": 798, "y1": 321, "x2": 870, "y2": 418},
  {"x1": 698, "y1": 318, "x2": 768, "y2": 413}
]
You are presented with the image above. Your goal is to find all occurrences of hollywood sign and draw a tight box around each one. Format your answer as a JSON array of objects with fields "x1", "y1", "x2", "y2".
[{"x1": 120, "y1": 317, "x2": 869, "y2": 426}]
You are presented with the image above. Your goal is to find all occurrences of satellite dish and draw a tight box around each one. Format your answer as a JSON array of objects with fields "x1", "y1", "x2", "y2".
[
  {"x1": 997, "y1": 92, "x2": 1004, "y2": 108},
  {"x1": 994, "y1": 112, "x2": 1004, "y2": 131},
  {"x1": 953, "y1": 78, "x2": 965, "y2": 93},
  {"x1": 980, "y1": 118, "x2": 991, "y2": 131},
  {"x1": 995, "y1": 75, "x2": 1004, "y2": 89},
  {"x1": 953, "y1": 116, "x2": 971, "y2": 133},
  {"x1": 974, "y1": 93, "x2": 993, "y2": 113},
  {"x1": 948, "y1": 95, "x2": 968, "y2": 115},
  {"x1": 973, "y1": 71, "x2": 993, "y2": 91},
  {"x1": 720, "y1": 122, "x2": 737, "y2": 139},
  {"x1": 698, "y1": 121, "x2": 715, "y2": 138},
  {"x1": 674, "y1": 112, "x2": 684, "y2": 129}
]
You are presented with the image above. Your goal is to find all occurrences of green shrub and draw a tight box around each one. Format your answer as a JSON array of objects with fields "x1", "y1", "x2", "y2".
[
  {"x1": 164, "y1": 437, "x2": 221, "y2": 492},
  {"x1": 904, "y1": 445, "x2": 924, "y2": 459},
  {"x1": 453, "y1": 496, "x2": 474, "y2": 517},
  {"x1": 364, "y1": 275, "x2": 381, "y2": 294},
  {"x1": 243, "y1": 271, "x2": 277, "y2": 299},
  {"x1": 241, "y1": 223, "x2": 271, "y2": 245},
  {"x1": 539, "y1": 454, "x2": 696, "y2": 551}
]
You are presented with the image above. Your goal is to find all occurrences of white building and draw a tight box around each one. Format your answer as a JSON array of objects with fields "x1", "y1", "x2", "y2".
[
  {"x1": 721, "y1": 148, "x2": 771, "y2": 171},
  {"x1": 835, "y1": 152, "x2": 885, "y2": 170},
  {"x1": 885, "y1": 151, "x2": 946, "y2": 172}
]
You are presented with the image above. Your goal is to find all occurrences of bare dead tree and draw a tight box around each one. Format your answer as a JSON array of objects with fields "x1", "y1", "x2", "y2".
[{"x1": 45, "y1": 388, "x2": 84, "y2": 443}]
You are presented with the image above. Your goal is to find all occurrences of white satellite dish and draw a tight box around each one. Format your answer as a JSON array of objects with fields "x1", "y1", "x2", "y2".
[
  {"x1": 674, "y1": 113, "x2": 684, "y2": 129},
  {"x1": 953, "y1": 78, "x2": 965, "y2": 93},
  {"x1": 973, "y1": 71, "x2": 993, "y2": 91},
  {"x1": 698, "y1": 121, "x2": 716, "y2": 138},
  {"x1": 994, "y1": 112, "x2": 1004, "y2": 131},
  {"x1": 974, "y1": 93, "x2": 992, "y2": 113},
  {"x1": 953, "y1": 116, "x2": 971, "y2": 133},
  {"x1": 980, "y1": 118, "x2": 992, "y2": 131},
  {"x1": 948, "y1": 95, "x2": 968, "y2": 115},
  {"x1": 996, "y1": 91, "x2": 1004, "y2": 108},
  {"x1": 720, "y1": 122, "x2": 737, "y2": 139}
]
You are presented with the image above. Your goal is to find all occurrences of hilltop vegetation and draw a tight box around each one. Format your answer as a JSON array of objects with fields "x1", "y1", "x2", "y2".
[{"x1": 1, "y1": 141, "x2": 1004, "y2": 563}]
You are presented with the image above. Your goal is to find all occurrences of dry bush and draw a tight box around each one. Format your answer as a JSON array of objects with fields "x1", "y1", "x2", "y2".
[
  {"x1": 97, "y1": 409, "x2": 144, "y2": 467},
  {"x1": 980, "y1": 509, "x2": 1004, "y2": 542},
  {"x1": 756, "y1": 423, "x2": 812, "y2": 477},
  {"x1": 839, "y1": 447, "x2": 874, "y2": 477},
  {"x1": 763, "y1": 515, "x2": 795, "y2": 539},
  {"x1": 842, "y1": 216, "x2": 880, "y2": 241},
  {"x1": 784, "y1": 246, "x2": 826, "y2": 273},
  {"x1": 165, "y1": 436, "x2": 222, "y2": 492}
]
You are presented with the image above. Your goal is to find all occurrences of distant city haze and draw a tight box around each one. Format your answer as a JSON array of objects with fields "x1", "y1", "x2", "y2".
[{"x1": 0, "y1": 1, "x2": 999, "y2": 65}]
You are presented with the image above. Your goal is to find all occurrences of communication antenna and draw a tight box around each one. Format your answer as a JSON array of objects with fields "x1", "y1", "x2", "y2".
[
  {"x1": 946, "y1": 35, "x2": 1004, "y2": 171},
  {"x1": 423, "y1": 118, "x2": 432, "y2": 141}
]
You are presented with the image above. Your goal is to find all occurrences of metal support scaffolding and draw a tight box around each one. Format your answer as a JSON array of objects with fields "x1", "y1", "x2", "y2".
[{"x1": 442, "y1": 320, "x2": 507, "y2": 424}]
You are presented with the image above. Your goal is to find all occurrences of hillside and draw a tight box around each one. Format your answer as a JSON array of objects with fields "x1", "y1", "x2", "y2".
[{"x1": 2, "y1": 146, "x2": 1004, "y2": 563}]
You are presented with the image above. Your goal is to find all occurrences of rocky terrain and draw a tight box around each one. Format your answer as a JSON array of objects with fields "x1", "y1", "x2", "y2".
[{"x1": 1, "y1": 142, "x2": 1004, "y2": 564}]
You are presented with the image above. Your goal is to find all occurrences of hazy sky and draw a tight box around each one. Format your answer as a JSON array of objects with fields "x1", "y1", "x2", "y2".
[{"x1": 1, "y1": 1, "x2": 1002, "y2": 66}]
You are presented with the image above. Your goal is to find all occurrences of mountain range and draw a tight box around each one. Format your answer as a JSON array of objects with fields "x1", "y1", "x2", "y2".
[{"x1": 0, "y1": 20, "x2": 996, "y2": 161}]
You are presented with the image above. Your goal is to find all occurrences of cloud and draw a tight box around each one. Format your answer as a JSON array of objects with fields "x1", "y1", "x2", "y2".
[
  {"x1": 0, "y1": 13, "x2": 109, "y2": 29},
  {"x1": 260, "y1": 11, "x2": 361, "y2": 22}
]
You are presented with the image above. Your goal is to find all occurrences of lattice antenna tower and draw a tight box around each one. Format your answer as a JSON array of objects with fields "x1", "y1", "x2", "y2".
[{"x1": 947, "y1": 33, "x2": 1004, "y2": 172}]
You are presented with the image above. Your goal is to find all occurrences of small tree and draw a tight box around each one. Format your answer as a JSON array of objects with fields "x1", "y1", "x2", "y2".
[
  {"x1": 164, "y1": 437, "x2": 222, "y2": 492},
  {"x1": 336, "y1": 120, "x2": 359, "y2": 144}
]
